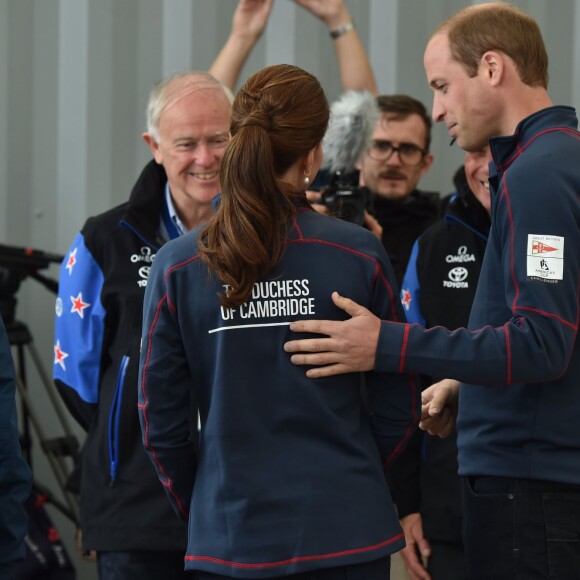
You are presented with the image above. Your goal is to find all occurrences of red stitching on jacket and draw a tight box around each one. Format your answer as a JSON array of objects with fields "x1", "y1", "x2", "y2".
[
  {"x1": 497, "y1": 127, "x2": 580, "y2": 170},
  {"x1": 185, "y1": 533, "x2": 404, "y2": 568},
  {"x1": 504, "y1": 322, "x2": 512, "y2": 384},
  {"x1": 501, "y1": 173, "x2": 517, "y2": 384},
  {"x1": 515, "y1": 305, "x2": 578, "y2": 331},
  {"x1": 384, "y1": 372, "x2": 419, "y2": 467},
  {"x1": 286, "y1": 238, "x2": 399, "y2": 321},
  {"x1": 500, "y1": 175, "x2": 520, "y2": 313},
  {"x1": 399, "y1": 324, "x2": 410, "y2": 374},
  {"x1": 140, "y1": 292, "x2": 189, "y2": 519}
]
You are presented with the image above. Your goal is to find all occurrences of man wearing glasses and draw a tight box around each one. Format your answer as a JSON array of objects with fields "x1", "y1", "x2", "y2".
[{"x1": 357, "y1": 95, "x2": 439, "y2": 285}]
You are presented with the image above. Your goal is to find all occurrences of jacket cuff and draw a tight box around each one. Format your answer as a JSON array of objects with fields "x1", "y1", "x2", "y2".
[{"x1": 375, "y1": 321, "x2": 410, "y2": 374}]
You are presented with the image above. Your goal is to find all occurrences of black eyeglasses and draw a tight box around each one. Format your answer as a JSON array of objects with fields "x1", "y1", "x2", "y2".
[{"x1": 367, "y1": 140, "x2": 427, "y2": 166}]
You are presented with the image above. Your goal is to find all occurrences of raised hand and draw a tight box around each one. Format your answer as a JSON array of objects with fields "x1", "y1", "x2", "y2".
[
  {"x1": 209, "y1": 0, "x2": 274, "y2": 90},
  {"x1": 232, "y1": 0, "x2": 274, "y2": 40},
  {"x1": 292, "y1": 0, "x2": 350, "y2": 29}
]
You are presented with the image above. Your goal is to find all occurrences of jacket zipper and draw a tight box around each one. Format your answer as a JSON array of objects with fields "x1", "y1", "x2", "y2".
[
  {"x1": 108, "y1": 355, "x2": 130, "y2": 487},
  {"x1": 119, "y1": 220, "x2": 160, "y2": 251}
]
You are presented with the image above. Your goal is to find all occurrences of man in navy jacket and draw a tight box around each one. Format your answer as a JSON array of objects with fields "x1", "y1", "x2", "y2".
[
  {"x1": 285, "y1": 4, "x2": 580, "y2": 579},
  {"x1": 0, "y1": 315, "x2": 32, "y2": 580}
]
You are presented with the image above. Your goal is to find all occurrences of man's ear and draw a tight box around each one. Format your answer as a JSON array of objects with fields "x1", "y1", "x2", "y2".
[
  {"x1": 419, "y1": 152, "x2": 434, "y2": 176},
  {"x1": 356, "y1": 158, "x2": 367, "y2": 186},
  {"x1": 481, "y1": 51, "x2": 504, "y2": 86},
  {"x1": 142, "y1": 132, "x2": 163, "y2": 164}
]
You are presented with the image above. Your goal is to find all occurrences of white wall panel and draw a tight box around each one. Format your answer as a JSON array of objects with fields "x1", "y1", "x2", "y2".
[
  {"x1": 162, "y1": 0, "x2": 194, "y2": 75},
  {"x1": 369, "y1": 0, "x2": 398, "y2": 93},
  {"x1": 56, "y1": 0, "x2": 89, "y2": 250}
]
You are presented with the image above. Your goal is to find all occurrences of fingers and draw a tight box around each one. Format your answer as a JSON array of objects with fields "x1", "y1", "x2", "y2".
[
  {"x1": 287, "y1": 348, "x2": 348, "y2": 370},
  {"x1": 284, "y1": 293, "x2": 378, "y2": 376},
  {"x1": 235, "y1": 0, "x2": 274, "y2": 36},
  {"x1": 426, "y1": 389, "x2": 450, "y2": 416},
  {"x1": 283, "y1": 343, "x2": 353, "y2": 378},
  {"x1": 399, "y1": 546, "x2": 426, "y2": 580},
  {"x1": 419, "y1": 408, "x2": 447, "y2": 432},
  {"x1": 305, "y1": 363, "x2": 350, "y2": 379},
  {"x1": 287, "y1": 351, "x2": 336, "y2": 366},
  {"x1": 286, "y1": 294, "x2": 371, "y2": 335},
  {"x1": 400, "y1": 545, "x2": 431, "y2": 580},
  {"x1": 364, "y1": 211, "x2": 383, "y2": 240},
  {"x1": 305, "y1": 190, "x2": 322, "y2": 203},
  {"x1": 284, "y1": 337, "x2": 344, "y2": 369},
  {"x1": 287, "y1": 295, "x2": 369, "y2": 331},
  {"x1": 331, "y1": 292, "x2": 370, "y2": 318},
  {"x1": 419, "y1": 408, "x2": 454, "y2": 438},
  {"x1": 408, "y1": 562, "x2": 432, "y2": 580},
  {"x1": 311, "y1": 203, "x2": 329, "y2": 215},
  {"x1": 416, "y1": 536, "x2": 432, "y2": 559},
  {"x1": 287, "y1": 318, "x2": 335, "y2": 336},
  {"x1": 284, "y1": 338, "x2": 322, "y2": 355},
  {"x1": 285, "y1": 343, "x2": 368, "y2": 377},
  {"x1": 421, "y1": 379, "x2": 456, "y2": 415}
]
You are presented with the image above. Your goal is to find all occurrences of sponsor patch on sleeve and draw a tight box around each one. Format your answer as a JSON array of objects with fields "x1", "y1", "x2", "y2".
[{"x1": 526, "y1": 234, "x2": 564, "y2": 282}]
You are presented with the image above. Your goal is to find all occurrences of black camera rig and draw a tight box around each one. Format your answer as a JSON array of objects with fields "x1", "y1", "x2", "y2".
[
  {"x1": 0, "y1": 242, "x2": 80, "y2": 526},
  {"x1": 318, "y1": 169, "x2": 374, "y2": 226},
  {"x1": 0, "y1": 243, "x2": 64, "y2": 323}
]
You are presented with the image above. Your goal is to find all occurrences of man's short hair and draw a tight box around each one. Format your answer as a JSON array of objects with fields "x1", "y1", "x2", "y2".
[
  {"x1": 146, "y1": 72, "x2": 234, "y2": 141},
  {"x1": 435, "y1": 2, "x2": 548, "y2": 89},
  {"x1": 376, "y1": 94, "x2": 432, "y2": 151}
]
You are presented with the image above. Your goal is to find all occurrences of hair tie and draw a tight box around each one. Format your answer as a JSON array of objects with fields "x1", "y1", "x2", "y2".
[{"x1": 240, "y1": 113, "x2": 271, "y2": 132}]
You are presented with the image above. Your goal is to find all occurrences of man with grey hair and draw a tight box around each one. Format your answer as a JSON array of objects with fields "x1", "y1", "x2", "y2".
[{"x1": 52, "y1": 2, "x2": 273, "y2": 578}]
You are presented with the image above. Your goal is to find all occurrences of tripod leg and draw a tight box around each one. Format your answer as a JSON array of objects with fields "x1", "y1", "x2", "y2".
[
  {"x1": 14, "y1": 371, "x2": 80, "y2": 526},
  {"x1": 27, "y1": 340, "x2": 80, "y2": 448},
  {"x1": 15, "y1": 342, "x2": 33, "y2": 466}
]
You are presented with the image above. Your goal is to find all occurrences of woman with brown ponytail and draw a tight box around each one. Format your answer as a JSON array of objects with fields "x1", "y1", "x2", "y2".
[{"x1": 138, "y1": 64, "x2": 418, "y2": 580}]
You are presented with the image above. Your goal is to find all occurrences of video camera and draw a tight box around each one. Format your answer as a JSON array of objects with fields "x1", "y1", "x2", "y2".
[
  {"x1": 0, "y1": 243, "x2": 64, "y2": 323},
  {"x1": 319, "y1": 170, "x2": 373, "y2": 226},
  {"x1": 316, "y1": 90, "x2": 379, "y2": 227}
]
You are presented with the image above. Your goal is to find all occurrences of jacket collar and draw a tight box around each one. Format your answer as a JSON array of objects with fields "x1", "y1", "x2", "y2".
[
  {"x1": 488, "y1": 106, "x2": 577, "y2": 196},
  {"x1": 490, "y1": 106, "x2": 577, "y2": 171},
  {"x1": 121, "y1": 160, "x2": 168, "y2": 246}
]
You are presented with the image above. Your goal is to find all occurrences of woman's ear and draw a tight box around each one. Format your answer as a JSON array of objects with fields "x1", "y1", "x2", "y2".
[{"x1": 304, "y1": 142, "x2": 323, "y2": 175}]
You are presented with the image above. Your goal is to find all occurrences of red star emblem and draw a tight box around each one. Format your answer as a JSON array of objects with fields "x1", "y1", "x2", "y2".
[
  {"x1": 47, "y1": 527, "x2": 61, "y2": 543},
  {"x1": 70, "y1": 292, "x2": 90, "y2": 318},
  {"x1": 54, "y1": 340, "x2": 69, "y2": 370},
  {"x1": 65, "y1": 248, "x2": 78, "y2": 275},
  {"x1": 401, "y1": 289, "x2": 412, "y2": 311}
]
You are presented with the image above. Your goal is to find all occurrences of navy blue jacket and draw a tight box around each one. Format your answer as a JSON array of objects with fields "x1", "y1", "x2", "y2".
[
  {"x1": 139, "y1": 208, "x2": 419, "y2": 577},
  {"x1": 0, "y1": 316, "x2": 32, "y2": 578},
  {"x1": 375, "y1": 106, "x2": 580, "y2": 484}
]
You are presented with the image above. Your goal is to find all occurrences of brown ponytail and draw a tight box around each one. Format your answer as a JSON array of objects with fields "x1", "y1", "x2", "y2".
[{"x1": 199, "y1": 64, "x2": 329, "y2": 307}]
